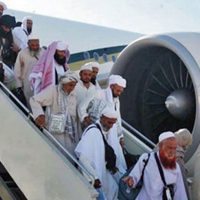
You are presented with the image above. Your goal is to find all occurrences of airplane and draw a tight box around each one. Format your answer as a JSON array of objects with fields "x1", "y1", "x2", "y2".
[{"x1": 1, "y1": 8, "x2": 200, "y2": 200}]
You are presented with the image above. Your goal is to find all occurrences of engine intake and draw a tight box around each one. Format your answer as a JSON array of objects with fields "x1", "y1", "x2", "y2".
[{"x1": 111, "y1": 33, "x2": 200, "y2": 161}]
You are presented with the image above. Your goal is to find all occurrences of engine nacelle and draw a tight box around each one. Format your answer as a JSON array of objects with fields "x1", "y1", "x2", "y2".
[{"x1": 111, "y1": 33, "x2": 200, "y2": 162}]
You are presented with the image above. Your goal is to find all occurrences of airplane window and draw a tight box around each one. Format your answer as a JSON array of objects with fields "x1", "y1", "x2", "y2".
[
  {"x1": 112, "y1": 55, "x2": 116, "y2": 63},
  {"x1": 83, "y1": 51, "x2": 90, "y2": 60},
  {"x1": 93, "y1": 52, "x2": 99, "y2": 61},
  {"x1": 102, "y1": 53, "x2": 108, "y2": 62}
]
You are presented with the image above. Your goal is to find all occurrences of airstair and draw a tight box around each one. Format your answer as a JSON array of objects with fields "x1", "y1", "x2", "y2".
[{"x1": 0, "y1": 81, "x2": 153, "y2": 200}]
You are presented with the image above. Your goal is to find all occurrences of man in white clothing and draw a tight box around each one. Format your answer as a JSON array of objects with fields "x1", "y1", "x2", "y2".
[
  {"x1": 29, "y1": 41, "x2": 70, "y2": 94},
  {"x1": 75, "y1": 62, "x2": 96, "y2": 129},
  {"x1": 30, "y1": 71, "x2": 79, "y2": 155},
  {"x1": 75, "y1": 107, "x2": 127, "y2": 200},
  {"x1": 123, "y1": 131, "x2": 188, "y2": 200},
  {"x1": 14, "y1": 34, "x2": 45, "y2": 108},
  {"x1": 78, "y1": 74, "x2": 126, "y2": 144},
  {"x1": 90, "y1": 61, "x2": 101, "y2": 89}
]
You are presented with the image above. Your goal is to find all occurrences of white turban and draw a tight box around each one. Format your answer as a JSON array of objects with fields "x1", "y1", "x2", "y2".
[
  {"x1": 0, "y1": 1, "x2": 7, "y2": 10},
  {"x1": 91, "y1": 61, "x2": 100, "y2": 69},
  {"x1": 28, "y1": 34, "x2": 39, "y2": 41},
  {"x1": 101, "y1": 107, "x2": 118, "y2": 119},
  {"x1": 59, "y1": 71, "x2": 79, "y2": 84},
  {"x1": 56, "y1": 41, "x2": 68, "y2": 51},
  {"x1": 109, "y1": 75, "x2": 126, "y2": 88},
  {"x1": 158, "y1": 131, "x2": 175, "y2": 143},
  {"x1": 80, "y1": 63, "x2": 93, "y2": 72}
]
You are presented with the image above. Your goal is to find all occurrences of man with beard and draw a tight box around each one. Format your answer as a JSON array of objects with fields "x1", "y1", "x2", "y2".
[
  {"x1": 14, "y1": 35, "x2": 45, "y2": 108},
  {"x1": 90, "y1": 61, "x2": 101, "y2": 89},
  {"x1": 29, "y1": 41, "x2": 70, "y2": 94},
  {"x1": 75, "y1": 107, "x2": 127, "y2": 200},
  {"x1": 0, "y1": 14, "x2": 17, "y2": 68},
  {"x1": 75, "y1": 63, "x2": 96, "y2": 131},
  {"x1": 123, "y1": 131, "x2": 188, "y2": 200},
  {"x1": 12, "y1": 16, "x2": 33, "y2": 50},
  {"x1": 78, "y1": 74, "x2": 126, "y2": 143},
  {"x1": 21, "y1": 16, "x2": 33, "y2": 36}
]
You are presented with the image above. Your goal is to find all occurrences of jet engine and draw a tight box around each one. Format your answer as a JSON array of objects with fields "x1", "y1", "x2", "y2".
[{"x1": 111, "y1": 33, "x2": 200, "y2": 161}]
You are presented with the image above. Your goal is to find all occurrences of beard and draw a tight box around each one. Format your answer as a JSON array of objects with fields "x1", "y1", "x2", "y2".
[
  {"x1": 54, "y1": 53, "x2": 66, "y2": 65},
  {"x1": 27, "y1": 28, "x2": 32, "y2": 35},
  {"x1": 90, "y1": 77, "x2": 96, "y2": 85},
  {"x1": 159, "y1": 150, "x2": 176, "y2": 169},
  {"x1": 29, "y1": 49, "x2": 40, "y2": 57}
]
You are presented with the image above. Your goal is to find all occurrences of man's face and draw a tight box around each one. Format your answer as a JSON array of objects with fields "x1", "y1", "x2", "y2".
[
  {"x1": 1, "y1": 25, "x2": 10, "y2": 33},
  {"x1": 92, "y1": 67, "x2": 99, "y2": 79},
  {"x1": 79, "y1": 70, "x2": 92, "y2": 84},
  {"x1": 56, "y1": 50, "x2": 66, "y2": 59},
  {"x1": 62, "y1": 81, "x2": 77, "y2": 94},
  {"x1": 110, "y1": 84, "x2": 124, "y2": 98},
  {"x1": 159, "y1": 138, "x2": 177, "y2": 169},
  {"x1": 28, "y1": 39, "x2": 40, "y2": 52},
  {"x1": 26, "y1": 19, "x2": 33, "y2": 34},
  {"x1": 54, "y1": 50, "x2": 66, "y2": 65},
  {"x1": 100, "y1": 115, "x2": 117, "y2": 132}
]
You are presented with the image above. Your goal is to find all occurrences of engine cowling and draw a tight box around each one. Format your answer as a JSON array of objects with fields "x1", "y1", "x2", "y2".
[{"x1": 111, "y1": 33, "x2": 200, "y2": 161}]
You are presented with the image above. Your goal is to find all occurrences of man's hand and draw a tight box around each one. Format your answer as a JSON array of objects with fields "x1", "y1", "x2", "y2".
[
  {"x1": 10, "y1": 43, "x2": 20, "y2": 53},
  {"x1": 122, "y1": 176, "x2": 134, "y2": 187},
  {"x1": 35, "y1": 115, "x2": 46, "y2": 128},
  {"x1": 93, "y1": 179, "x2": 101, "y2": 189},
  {"x1": 119, "y1": 137, "x2": 125, "y2": 149}
]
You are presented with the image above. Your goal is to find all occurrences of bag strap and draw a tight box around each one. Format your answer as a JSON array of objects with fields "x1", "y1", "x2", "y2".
[
  {"x1": 154, "y1": 152, "x2": 167, "y2": 186},
  {"x1": 84, "y1": 123, "x2": 109, "y2": 146},
  {"x1": 95, "y1": 123, "x2": 109, "y2": 146},
  {"x1": 140, "y1": 153, "x2": 150, "y2": 182}
]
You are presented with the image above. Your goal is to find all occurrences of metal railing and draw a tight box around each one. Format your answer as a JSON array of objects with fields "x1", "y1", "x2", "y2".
[
  {"x1": 122, "y1": 119, "x2": 156, "y2": 149},
  {"x1": 0, "y1": 81, "x2": 96, "y2": 187}
]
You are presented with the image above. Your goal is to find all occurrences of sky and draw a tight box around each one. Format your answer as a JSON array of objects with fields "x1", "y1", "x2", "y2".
[{"x1": 3, "y1": 0, "x2": 200, "y2": 34}]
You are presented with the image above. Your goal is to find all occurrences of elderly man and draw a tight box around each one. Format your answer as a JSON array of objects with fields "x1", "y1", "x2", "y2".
[
  {"x1": 123, "y1": 131, "x2": 188, "y2": 200},
  {"x1": 75, "y1": 107, "x2": 127, "y2": 200},
  {"x1": 30, "y1": 41, "x2": 70, "y2": 94},
  {"x1": 14, "y1": 34, "x2": 45, "y2": 108},
  {"x1": 0, "y1": 1, "x2": 7, "y2": 17},
  {"x1": 30, "y1": 71, "x2": 79, "y2": 154}
]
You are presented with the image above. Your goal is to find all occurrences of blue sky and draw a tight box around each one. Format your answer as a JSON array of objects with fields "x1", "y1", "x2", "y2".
[{"x1": 3, "y1": 0, "x2": 200, "y2": 34}]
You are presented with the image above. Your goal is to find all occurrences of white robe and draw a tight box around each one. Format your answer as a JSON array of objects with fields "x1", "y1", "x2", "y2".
[
  {"x1": 75, "y1": 80, "x2": 96, "y2": 106},
  {"x1": 30, "y1": 85, "x2": 79, "y2": 155},
  {"x1": 75, "y1": 122, "x2": 127, "y2": 200},
  {"x1": 78, "y1": 87, "x2": 123, "y2": 138},
  {"x1": 14, "y1": 47, "x2": 45, "y2": 108},
  {"x1": 129, "y1": 152, "x2": 188, "y2": 200}
]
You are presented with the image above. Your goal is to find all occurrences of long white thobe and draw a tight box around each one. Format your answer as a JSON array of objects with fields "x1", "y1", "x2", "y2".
[
  {"x1": 129, "y1": 152, "x2": 188, "y2": 200},
  {"x1": 75, "y1": 122, "x2": 127, "y2": 200},
  {"x1": 30, "y1": 85, "x2": 79, "y2": 154},
  {"x1": 78, "y1": 87, "x2": 123, "y2": 138},
  {"x1": 14, "y1": 47, "x2": 45, "y2": 107},
  {"x1": 75, "y1": 81, "x2": 96, "y2": 106}
]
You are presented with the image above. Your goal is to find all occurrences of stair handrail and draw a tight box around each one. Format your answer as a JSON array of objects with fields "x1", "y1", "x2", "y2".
[{"x1": 0, "y1": 81, "x2": 96, "y2": 186}]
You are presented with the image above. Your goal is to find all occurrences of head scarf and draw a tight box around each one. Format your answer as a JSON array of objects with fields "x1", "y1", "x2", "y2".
[
  {"x1": 0, "y1": 15, "x2": 16, "y2": 28},
  {"x1": 109, "y1": 75, "x2": 126, "y2": 88}
]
